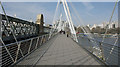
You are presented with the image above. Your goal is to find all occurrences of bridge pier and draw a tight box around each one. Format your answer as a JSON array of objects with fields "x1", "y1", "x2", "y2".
[{"x1": 36, "y1": 14, "x2": 44, "y2": 35}]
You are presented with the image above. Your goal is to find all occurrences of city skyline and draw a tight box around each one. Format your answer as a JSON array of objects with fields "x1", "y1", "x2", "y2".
[{"x1": 0, "y1": 2, "x2": 118, "y2": 26}]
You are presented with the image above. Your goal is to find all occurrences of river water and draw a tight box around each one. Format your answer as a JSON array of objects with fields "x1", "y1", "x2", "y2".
[{"x1": 77, "y1": 34, "x2": 119, "y2": 65}]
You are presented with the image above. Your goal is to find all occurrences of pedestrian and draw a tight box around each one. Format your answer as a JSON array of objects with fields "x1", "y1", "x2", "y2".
[
  {"x1": 66, "y1": 31, "x2": 69, "y2": 37},
  {"x1": 67, "y1": 34, "x2": 69, "y2": 37}
]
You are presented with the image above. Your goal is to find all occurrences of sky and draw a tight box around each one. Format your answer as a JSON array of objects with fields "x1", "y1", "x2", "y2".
[
  {"x1": 0, "y1": 0, "x2": 119, "y2": 2},
  {"x1": 0, "y1": 2, "x2": 118, "y2": 26}
]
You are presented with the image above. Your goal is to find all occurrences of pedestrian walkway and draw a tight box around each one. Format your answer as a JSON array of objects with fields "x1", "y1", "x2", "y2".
[{"x1": 17, "y1": 34, "x2": 103, "y2": 65}]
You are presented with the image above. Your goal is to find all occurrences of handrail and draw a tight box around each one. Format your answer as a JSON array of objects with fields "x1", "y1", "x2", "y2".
[
  {"x1": 1, "y1": 33, "x2": 57, "y2": 67},
  {"x1": 0, "y1": 34, "x2": 47, "y2": 47}
]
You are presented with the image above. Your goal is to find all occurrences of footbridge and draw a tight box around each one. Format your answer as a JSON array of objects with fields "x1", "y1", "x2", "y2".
[
  {"x1": 0, "y1": 0, "x2": 119, "y2": 67},
  {"x1": 0, "y1": 13, "x2": 119, "y2": 67}
]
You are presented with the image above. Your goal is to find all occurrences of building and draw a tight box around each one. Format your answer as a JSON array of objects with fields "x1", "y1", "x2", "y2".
[
  {"x1": 108, "y1": 21, "x2": 118, "y2": 29},
  {"x1": 91, "y1": 21, "x2": 118, "y2": 30},
  {"x1": 90, "y1": 24, "x2": 97, "y2": 30}
]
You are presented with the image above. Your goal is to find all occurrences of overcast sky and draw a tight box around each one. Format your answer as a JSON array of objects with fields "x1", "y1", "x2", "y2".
[{"x1": 0, "y1": 2, "x2": 118, "y2": 26}]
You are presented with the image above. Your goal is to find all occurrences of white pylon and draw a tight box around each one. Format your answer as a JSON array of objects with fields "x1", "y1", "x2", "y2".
[
  {"x1": 49, "y1": 0, "x2": 78, "y2": 42},
  {"x1": 61, "y1": 0, "x2": 78, "y2": 42}
]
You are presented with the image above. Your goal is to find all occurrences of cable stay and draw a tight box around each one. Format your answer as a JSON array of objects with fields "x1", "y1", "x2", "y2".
[
  {"x1": 0, "y1": 0, "x2": 118, "y2": 65},
  {"x1": 49, "y1": 0, "x2": 78, "y2": 42},
  {"x1": 68, "y1": 0, "x2": 118, "y2": 60},
  {"x1": 49, "y1": 0, "x2": 60, "y2": 39},
  {"x1": 68, "y1": 1, "x2": 101, "y2": 53},
  {"x1": 101, "y1": 0, "x2": 118, "y2": 62},
  {"x1": 0, "y1": 1, "x2": 24, "y2": 63}
]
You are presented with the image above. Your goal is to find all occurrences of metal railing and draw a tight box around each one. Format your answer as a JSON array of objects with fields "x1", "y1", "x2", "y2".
[
  {"x1": 77, "y1": 35, "x2": 119, "y2": 65},
  {"x1": 1, "y1": 33, "x2": 57, "y2": 67},
  {"x1": 0, "y1": 13, "x2": 58, "y2": 66}
]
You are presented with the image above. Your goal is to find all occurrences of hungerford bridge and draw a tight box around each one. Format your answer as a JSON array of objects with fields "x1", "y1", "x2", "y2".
[{"x1": 0, "y1": 0, "x2": 119, "y2": 67}]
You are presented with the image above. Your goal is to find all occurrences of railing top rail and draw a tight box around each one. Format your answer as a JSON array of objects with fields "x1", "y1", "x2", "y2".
[{"x1": 0, "y1": 34, "x2": 49, "y2": 47}]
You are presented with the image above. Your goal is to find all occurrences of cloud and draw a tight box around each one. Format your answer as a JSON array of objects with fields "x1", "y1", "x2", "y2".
[
  {"x1": 82, "y1": 2, "x2": 94, "y2": 17},
  {"x1": 82, "y1": 2, "x2": 94, "y2": 11}
]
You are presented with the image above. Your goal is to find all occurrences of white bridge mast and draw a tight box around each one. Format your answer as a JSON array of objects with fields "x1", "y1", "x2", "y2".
[
  {"x1": 61, "y1": 0, "x2": 78, "y2": 42},
  {"x1": 49, "y1": 0, "x2": 78, "y2": 42}
]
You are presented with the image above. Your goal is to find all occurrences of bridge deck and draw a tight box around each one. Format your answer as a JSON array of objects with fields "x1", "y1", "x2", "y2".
[{"x1": 17, "y1": 34, "x2": 103, "y2": 65}]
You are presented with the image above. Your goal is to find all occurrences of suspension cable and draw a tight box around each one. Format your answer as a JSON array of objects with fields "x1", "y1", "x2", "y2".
[
  {"x1": 102, "y1": 0, "x2": 118, "y2": 43},
  {"x1": 0, "y1": 2, "x2": 18, "y2": 44},
  {"x1": 69, "y1": 1, "x2": 95, "y2": 39},
  {"x1": 68, "y1": 1, "x2": 99, "y2": 48},
  {"x1": 49, "y1": 0, "x2": 60, "y2": 38},
  {"x1": 69, "y1": 0, "x2": 119, "y2": 61},
  {"x1": 70, "y1": 7, "x2": 99, "y2": 51},
  {"x1": 63, "y1": 0, "x2": 78, "y2": 42},
  {"x1": 62, "y1": 0, "x2": 73, "y2": 34},
  {"x1": 103, "y1": 0, "x2": 118, "y2": 61},
  {"x1": 0, "y1": 1, "x2": 24, "y2": 62}
]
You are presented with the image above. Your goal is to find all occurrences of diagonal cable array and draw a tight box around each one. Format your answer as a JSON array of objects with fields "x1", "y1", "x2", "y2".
[
  {"x1": 49, "y1": 0, "x2": 78, "y2": 42},
  {"x1": 101, "y1": 0, "x2": 118, "y2": 62},
  {"x1": 68, "y1": 0, "x2": 119, "y2": 63},
  {"x1": 0, "y1": 1, "x2": 24, "y2": 63},
  {"x1": 68, "y1": 0, "x2": 101, "y2": 55}
]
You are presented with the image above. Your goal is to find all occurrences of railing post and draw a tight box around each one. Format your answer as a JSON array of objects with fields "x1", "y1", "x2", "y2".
[
  {"x1": 28, "y1": 39, "x2": 33, "y2": 54},
  {"x1": 35, "y1": 37, "x2": 39, "y2": 49},
  {"x1": 40, "y1": 36, "x2": 43, "y2": 45},
  {"x1": 47, "y1": 34, "x2": 49, "y2": 41},
  {"x1": 43, "y1": 35, "x2": 45, "y2": 43}
]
